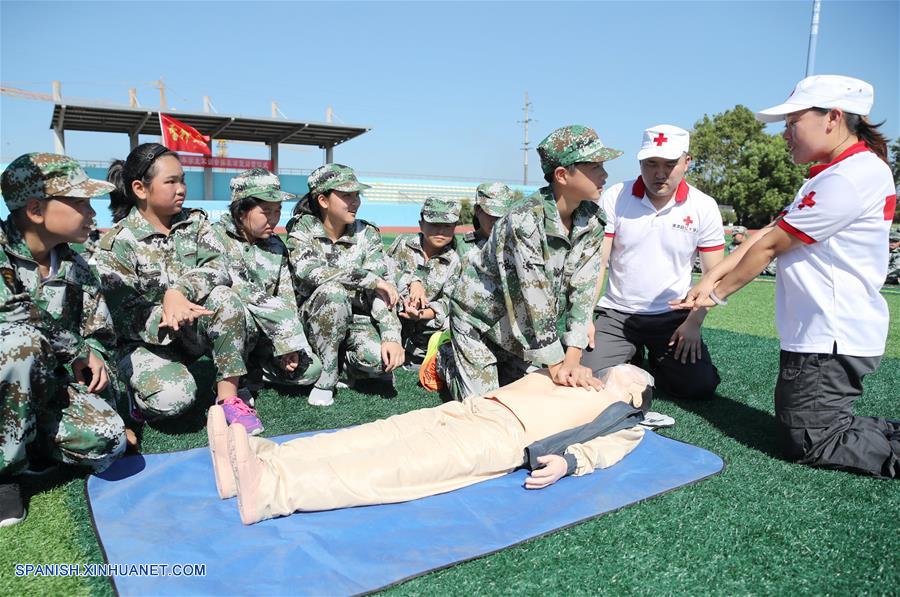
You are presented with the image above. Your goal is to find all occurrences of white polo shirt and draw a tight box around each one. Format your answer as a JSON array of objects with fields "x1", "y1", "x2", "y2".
[
  {"x1": 775, "y1": 142, "x2": 895, "y2": 357},
  {"x1": 599, "y1": 177, "x2": 725, "y2": 314}
]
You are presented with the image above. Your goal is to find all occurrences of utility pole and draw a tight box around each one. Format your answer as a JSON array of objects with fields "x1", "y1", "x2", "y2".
[
  {"x1": 129, "y1": 88, "x2": 139, "y2": 107},
  {"x1": 518, "y1": 92, "x2": 533, "y2": 185},
  {"x1": 805, "y1": 0, "x2": 821, "y2": 77},
  {"x1": 154, "y1": 77, "x2": 167, "y2": 109}
]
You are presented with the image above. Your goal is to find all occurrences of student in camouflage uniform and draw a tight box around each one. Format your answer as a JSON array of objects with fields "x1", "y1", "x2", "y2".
[
  {"x1": 285, "y1": 164, "x2": 404, "y2": 406},
  {"x1": 727, "y1": 226, "x2": 748, "y2": 253},
  {"x1": 96, "y1": 144, "x2": 262, "y2": 433},
  {"x1": 211, "y1": 169, "x2": 322, "y2": 393},
  {"x1": 1, "y1": 153, "x2": 126, "y2": 527},
  {"x1": 387, "y1": 196, "x2": 461, "y2": 363},
  {"x1": 457, "y1": 182, "x2": 515, "y2": 260},
  {"x1": 885, "y1": 230, "x2": 899, "y2": 285},
  {"x1": 433, "y1": 125, "x2": 621, "y2": 401},
  {"x1": 694, "y1": 226, "x2": 743, "y2": 273}
]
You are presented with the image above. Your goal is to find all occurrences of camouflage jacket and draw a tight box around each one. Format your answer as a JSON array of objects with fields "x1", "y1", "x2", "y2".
[
  {"x1": 457, "y1": 231, "x2": 487, "y2": 262},
  {"x1": 211, "y1": 213, "x2": 306, "y2": 355},
  {"x1": 285, "y1": 214, "x2": 401, "y2": 343},
  {"x1": 0, "y1": 217, "x2": 114, "y2": 364},
  {"x1": 387, "y1": 232, "x2": 461, "y2": 330},
  {"x1": 451, "y1": 187, "x2": 605, "y2": 365},
  {"x1": 96, "y1": 207, "x2": 230, "y2": 347},
  {"x1": 886, "y1": 247, "x2": 900, "y2": 284}
]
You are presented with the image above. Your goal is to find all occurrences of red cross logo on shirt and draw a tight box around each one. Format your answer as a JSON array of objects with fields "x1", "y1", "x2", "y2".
[
  {"x1": 683, "y1": 216, "x2": 694, "y2": 227},
  {"x1": 653, "y1": 132, "x2": 668, "y2": 146},
  {"x1": 797, "y1": 191, "x2": 816, "y2": 210}
]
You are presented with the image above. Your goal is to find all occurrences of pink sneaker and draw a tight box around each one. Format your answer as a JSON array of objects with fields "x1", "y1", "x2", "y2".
[{"x1": 218, "y1": 396, "x2": 264, "y2": 436}]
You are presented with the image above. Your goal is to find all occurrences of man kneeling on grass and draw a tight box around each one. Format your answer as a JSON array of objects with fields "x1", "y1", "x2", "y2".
[{"x1": 208, "y1": 364, "x2": 652, "y2": 524}]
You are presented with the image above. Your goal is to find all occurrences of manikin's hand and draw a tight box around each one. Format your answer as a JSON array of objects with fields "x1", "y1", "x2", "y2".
[{"x1": 524, "y1": 455, "x2": 568, "y2": 489}]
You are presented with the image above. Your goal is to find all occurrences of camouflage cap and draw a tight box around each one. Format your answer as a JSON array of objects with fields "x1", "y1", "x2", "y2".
[
  {"x1": 420, "y1": 196, "x2": 461, "y2": 224},
  {"x1": 475, "y1": 182, "x2": 514, "y2": 217},
  {"x1": 537, "y1": 125, "x2": 623, "y2": 176},
  {"x1": 890, "y1": 230, "x2": 900, "y2": 243},
  {"x1": 306, "y1": 163, "x2": 370, "y2": 198},
  {"x1": 1, "y1": 152, "x2": 114, "y2": 211},
  {"x1": 731, "y1": 226, "x2": 748, "y2": 235},
  {"x1": 230, "y1": 168, "x2": 295, "y2": 203}
]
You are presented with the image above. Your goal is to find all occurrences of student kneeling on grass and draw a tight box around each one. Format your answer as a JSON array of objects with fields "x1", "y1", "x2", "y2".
[
  {"x1": 211, "y1": 168, "x2": 322, "y2": 400},
  {"x1": 424, "y1": 125, "x2": 622, "y2": 400},
  {"x1": 285, "y1": 164, "x2": 404, "y2": 407},
  {"x1": 386, "y1": 196, "x2": 462, "y2": 365},
  {"x1": 0, "y1": 154, "x2": 126, "y2": 528},
  {"x1": 209, "y1": 363, "x2": 651, "y2": 525}
]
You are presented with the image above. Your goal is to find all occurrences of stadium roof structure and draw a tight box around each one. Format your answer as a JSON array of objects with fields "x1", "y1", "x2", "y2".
[{"x1": 48, "y1": 102, "x2": 371, "y2": 169}]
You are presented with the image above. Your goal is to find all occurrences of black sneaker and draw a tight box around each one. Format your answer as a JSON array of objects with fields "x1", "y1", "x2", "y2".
[{"x1": 0, "y1": 483, "x2": 26, "y2": 527}]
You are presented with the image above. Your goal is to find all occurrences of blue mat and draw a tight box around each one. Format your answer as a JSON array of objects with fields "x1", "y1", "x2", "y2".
[{"x1": 87, "y1": 430, "x2": 723, "y2": 595}]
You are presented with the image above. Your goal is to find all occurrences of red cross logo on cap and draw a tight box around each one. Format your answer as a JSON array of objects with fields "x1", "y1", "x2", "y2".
[
  {"x1": 683, "y1": 216, "x2": 694, "y2": 227},
  {"x1": 797, "y1": 191, "x2": 816, "y2": 210},
  {"x1": 653, "y1": 133, "x2": 668, "y2": 146}
]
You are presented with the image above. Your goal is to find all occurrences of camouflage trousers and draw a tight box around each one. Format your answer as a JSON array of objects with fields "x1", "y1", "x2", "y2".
[
  {"x1": 437, "y1": 315, "x2": 530, "y2": 401},
  {"x1": 401, "y1": 318, "x2": 442, "y2": 363},
  {"x1": 301, "y1": 282, "x2": 387, "y2": 390},
  {"x1": 0, "y1": 323, "x2": 126, "y2": 477},
  {"x1": 244, "y1": 308, "x2": 322, "y2": 389},
  {"x1": 118, "y1": 286, "x2": 248, "y2": 419}
]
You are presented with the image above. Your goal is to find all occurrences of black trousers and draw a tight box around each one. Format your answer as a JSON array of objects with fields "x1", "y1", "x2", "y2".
[
  {"x1": 584, "y1": 308, "x2": 720, "y2": 400},
  {"x1": 775, "y1": 350, "x2": 899, "y2": 478}
]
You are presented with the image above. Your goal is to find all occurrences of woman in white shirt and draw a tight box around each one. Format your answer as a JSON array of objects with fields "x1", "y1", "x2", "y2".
[{"x1": 673, "y1": 75, "x2": 897, "y2": 478}]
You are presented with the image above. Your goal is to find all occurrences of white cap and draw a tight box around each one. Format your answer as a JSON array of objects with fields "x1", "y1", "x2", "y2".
[
  {"x1": 756, "y1": 74, "x2": 873, "y2": 123},
  {"x1": 636, "y1": 125, "x2": 690, "y2": 161}
]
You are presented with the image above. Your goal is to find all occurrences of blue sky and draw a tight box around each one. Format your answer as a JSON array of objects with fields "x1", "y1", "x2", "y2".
[{"x1": 1, "y1": 1, "x2": 898, "y2": 187}]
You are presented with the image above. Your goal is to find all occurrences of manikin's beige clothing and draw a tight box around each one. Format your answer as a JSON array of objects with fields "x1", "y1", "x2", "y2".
[{"x1": 248, "y1": 365, "x2": 647, "y2": 518}]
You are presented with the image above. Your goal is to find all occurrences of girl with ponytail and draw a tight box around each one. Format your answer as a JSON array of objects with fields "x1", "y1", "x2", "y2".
[{"x1": 96, "y1": 143, "x2": 262, "y2": 433}]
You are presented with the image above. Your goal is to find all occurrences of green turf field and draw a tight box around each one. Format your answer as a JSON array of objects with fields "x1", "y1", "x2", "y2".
[{"x1": 2, "y1": 280, "x2": 898, "y2": 596}]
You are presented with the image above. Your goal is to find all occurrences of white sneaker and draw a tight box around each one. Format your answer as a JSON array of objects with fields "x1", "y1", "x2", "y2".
[
  {"x1": 640, "y1": 411, "x2": 675, "y2": 429},
  {"x1": 307, "y1": 387, "x2": 334, "y2": 407}
]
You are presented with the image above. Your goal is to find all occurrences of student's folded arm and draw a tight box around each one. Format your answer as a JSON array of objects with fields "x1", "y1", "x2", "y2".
[
  {"x1": 371, "y1": 294, "x2": 402, "y2": 344},
  {"x1": 285, "y1": 229, "x2": 344, "y2": 290},
  {"x1": 1, "y1": 249, "x2": 89, "y2": 361},
  {"x1": 428, "y1": 256, "x2": 461, "y2": 329},
  {"x1": 171, "y1": 220, "x2": 232, "y2": 303},
  {"x1": 563, "y1": 227, "x2": 605, "y2": 350},
  {"x1": 95, "y1": 246, "x2": 165, "y2": 345},
  {"x1": 80, "y1": 282, "x2": 116, "y2": 363},
  {"x1": 565, "y1": 426, "x2": 645, "y2": 476},
  {"x1": 356, "y1": 226, "x2": 392, "y2": 290},
  {"x1": 499, "y1": 212, "x2": 564, "y2": 365}
]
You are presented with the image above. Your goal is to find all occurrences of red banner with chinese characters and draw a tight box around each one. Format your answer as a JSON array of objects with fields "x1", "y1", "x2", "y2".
[
  {"x1": 177, "y1": 154, "x2": 273, "y2": 171},
  {"x1": 160, "y1": 114, "x2": 211, "y2": 156}
]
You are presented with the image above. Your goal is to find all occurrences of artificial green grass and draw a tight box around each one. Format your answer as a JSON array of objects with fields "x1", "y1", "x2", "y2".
[{"x1": 2, "y1": 281, "x2": 898, "y2": 596}]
